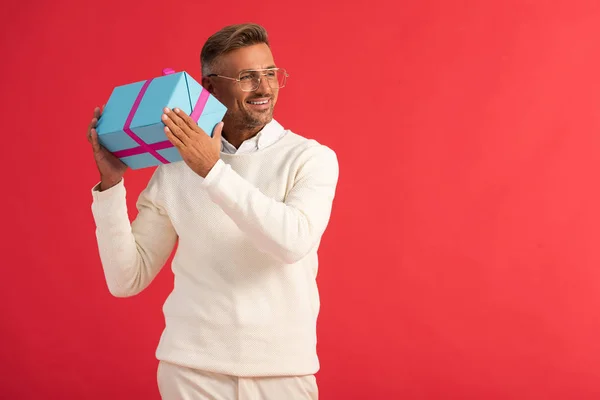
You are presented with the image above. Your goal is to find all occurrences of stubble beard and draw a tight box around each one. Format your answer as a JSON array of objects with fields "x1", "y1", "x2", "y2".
[{"x1": 236, "y1": 103, "x2": 275, "y2": 130}]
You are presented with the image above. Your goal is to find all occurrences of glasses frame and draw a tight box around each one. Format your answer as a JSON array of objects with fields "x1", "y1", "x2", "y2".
[{"x1": 206, "y1": 67, "x2": 289, "y2": 92}]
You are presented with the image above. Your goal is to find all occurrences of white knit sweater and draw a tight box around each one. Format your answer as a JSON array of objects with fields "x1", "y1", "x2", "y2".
[{"x1": 90, "y1": 121, "x2": 339, "y2": 377}]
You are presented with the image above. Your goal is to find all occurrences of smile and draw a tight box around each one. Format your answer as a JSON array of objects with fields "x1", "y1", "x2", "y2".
[{"x1": 247, "y1": 98, "x2": 270, "y2": 105}]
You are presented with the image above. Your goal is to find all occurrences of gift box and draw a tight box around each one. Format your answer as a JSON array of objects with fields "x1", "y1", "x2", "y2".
[{"x1": 95, "y1": 68, "x2": 227, "y2": 169}]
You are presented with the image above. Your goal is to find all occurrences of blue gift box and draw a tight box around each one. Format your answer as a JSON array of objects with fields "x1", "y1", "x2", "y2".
[{"x1": 96, "y1": 68, "x2": 227, "y2": 169}]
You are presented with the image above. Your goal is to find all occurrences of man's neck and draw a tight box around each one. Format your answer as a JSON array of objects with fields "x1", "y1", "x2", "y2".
[{"x1": 222, "y1": 124, "x2": 266, "y2": 149}]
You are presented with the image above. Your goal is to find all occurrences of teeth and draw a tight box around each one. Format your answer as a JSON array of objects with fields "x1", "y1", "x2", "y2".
[{"x1": 249, "y1": 100, "x2": 268, "y2": 105}]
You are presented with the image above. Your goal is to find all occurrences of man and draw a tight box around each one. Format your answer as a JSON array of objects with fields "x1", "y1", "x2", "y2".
[{"x1": 87, "y1": 23, "x2": 339, "y2": 399}]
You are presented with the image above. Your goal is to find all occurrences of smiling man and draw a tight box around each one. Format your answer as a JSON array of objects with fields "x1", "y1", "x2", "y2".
[{"x1": 87, "y1": 23, "x2": 339, "y2": 399}]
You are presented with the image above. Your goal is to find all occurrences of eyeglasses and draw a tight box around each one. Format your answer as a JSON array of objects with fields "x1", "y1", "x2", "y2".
[{"x1": 207, "y1": 68, "x2": 289, "y2": 92}]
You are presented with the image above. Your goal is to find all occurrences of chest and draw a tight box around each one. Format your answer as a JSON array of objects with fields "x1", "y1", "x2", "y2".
[{"x1": 160, "y1": 159, "x2": 297, "y2": 240}]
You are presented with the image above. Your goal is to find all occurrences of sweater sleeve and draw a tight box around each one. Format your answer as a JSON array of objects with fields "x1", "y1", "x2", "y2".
[
  {"x1": 90, "y1": 168, "x2": 178, "y2": 297},
  {"x1": 202, "y1": 144, "x2": 339, "y2": 264}
]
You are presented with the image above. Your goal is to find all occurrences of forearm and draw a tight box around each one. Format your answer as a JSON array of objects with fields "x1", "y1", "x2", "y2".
[
  {"x1": 91, "y1": 179, "x2": 176, "y2": 296},
  {"x1": 202, "y1": 148, "x2": 339, "y2": 264}
]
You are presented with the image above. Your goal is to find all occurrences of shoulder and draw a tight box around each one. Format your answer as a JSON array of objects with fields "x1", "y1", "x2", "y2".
[
  {"x1": 282, "y1": 128, "x2": 338, "y2": 166},
  {"x1": 275, "y1": 126, "x2": 339, "y2": 181}
]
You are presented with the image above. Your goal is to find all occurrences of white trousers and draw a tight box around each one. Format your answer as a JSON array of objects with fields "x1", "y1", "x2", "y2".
[{"x1": 157, "y1": 361, "x2": 319, "y2": 400}]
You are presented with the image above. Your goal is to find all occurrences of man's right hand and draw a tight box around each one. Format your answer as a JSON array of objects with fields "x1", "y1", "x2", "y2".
[{"x1": 87, "y1": 106, "x2": 128, "y2": 191}]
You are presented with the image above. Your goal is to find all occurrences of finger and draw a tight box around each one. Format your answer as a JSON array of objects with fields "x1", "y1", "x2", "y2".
[
  {"x1": 164, "y1": 108, "x2": 193, "y2": 138},
  {"x1": 87, "y1": 106, "x2": 101, "y2": 136},
  {"x1": 173, "y1": 107, "x2": 208, "y2": 137},
  {"x1": 164, "y1": 125, "x2": 186, "y2": 149},
  {"x1": 89, "y1": 106, "x2": 100, "y2": 124},
  {"x1": 90, "y1": 128, "x2": 102, "y2": 153},
  {"x1": 87, "y1": 117, "x2": 98, "y2": 142},
  {"x1": 162, "y1": 112, "x2": 190, "y2": 144}
]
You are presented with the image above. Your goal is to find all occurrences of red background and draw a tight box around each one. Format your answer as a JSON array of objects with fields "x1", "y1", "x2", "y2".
[{"x1": 2, "y1": 0, "x2": 600, "y2": 399}]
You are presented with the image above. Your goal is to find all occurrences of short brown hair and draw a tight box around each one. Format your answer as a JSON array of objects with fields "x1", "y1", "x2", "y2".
[{"x1": 201, "y1": 23, "x2": 270, "y2": 76}]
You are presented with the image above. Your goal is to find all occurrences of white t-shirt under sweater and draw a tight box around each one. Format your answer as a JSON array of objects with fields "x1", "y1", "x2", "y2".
[{"x1": 90, "y1": 119, "x2": 340, "y2": 377}]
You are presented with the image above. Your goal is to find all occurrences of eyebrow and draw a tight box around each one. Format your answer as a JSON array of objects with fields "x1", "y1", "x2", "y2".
[{"x1": 239, "y1": 65, "x2": 277, "y2": 73}]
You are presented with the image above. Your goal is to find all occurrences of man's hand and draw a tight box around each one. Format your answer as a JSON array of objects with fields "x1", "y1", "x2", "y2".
[
  {"x1": 87, "y1": 106, "x2": 128, "y2": 191},
  {"x1": 162, "y1": 107, "x2": 223, "y2": 178}
]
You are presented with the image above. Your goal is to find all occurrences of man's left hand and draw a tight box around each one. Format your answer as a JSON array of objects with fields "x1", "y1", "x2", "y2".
[{"x1": 162, "y1": 107, "x2": 224, "y2": 178}]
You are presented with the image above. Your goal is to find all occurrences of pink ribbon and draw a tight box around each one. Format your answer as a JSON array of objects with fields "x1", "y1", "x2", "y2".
[
  {"x1": 112, "y1": 138, "x2": 173, "y2": 158},
  {"x1": 114, "y1": 71, "x2": 211, "y2": 161},
  {"x1": 190, "y1": 89, "x2": 210, "y2": 123},
  {"x1": 119, "y1": 78, "x2": 170, "y2": 163}
]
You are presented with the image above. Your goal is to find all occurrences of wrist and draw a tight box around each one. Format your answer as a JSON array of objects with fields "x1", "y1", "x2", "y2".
[
  {"x1": 201, "y1": 159, "x2": 227, "y2": 188},
  {"x1": 199, "y1": 158, "x2": 220, "y2": 179},
  {"x1": 99, "y1": 177, "x2": 122, "y2": 191}
]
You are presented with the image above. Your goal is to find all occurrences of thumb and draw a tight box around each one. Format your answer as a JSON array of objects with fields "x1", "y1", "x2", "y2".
[{"x1": 212, "y1": 121, "x2": 224, "y2": 141}]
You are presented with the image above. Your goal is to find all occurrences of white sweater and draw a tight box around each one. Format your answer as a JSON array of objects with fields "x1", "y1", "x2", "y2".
[{"x1": 90, "y1": 120, "x2": 339, "y2": 377}]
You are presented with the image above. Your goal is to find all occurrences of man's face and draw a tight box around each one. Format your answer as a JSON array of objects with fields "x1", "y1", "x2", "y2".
[{"x1": 204, "y1": 43, "x2": 279, "y2": 130}]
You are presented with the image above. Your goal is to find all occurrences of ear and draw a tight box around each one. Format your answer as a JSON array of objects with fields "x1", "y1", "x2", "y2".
[{"x1": 202, "y1": 77, "x2": 216, "y2": 95}]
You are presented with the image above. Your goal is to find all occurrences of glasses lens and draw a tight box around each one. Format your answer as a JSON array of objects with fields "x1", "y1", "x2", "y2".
[
  {"x1": 270, "y1": 69, "x2": 287, "y2": 88},
  {"x1": 238, "y1": 71, "x2": 258, "y2": 91},
  {"x1": 238, "y1": 69, "x2": 288, "y2": 91}
]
